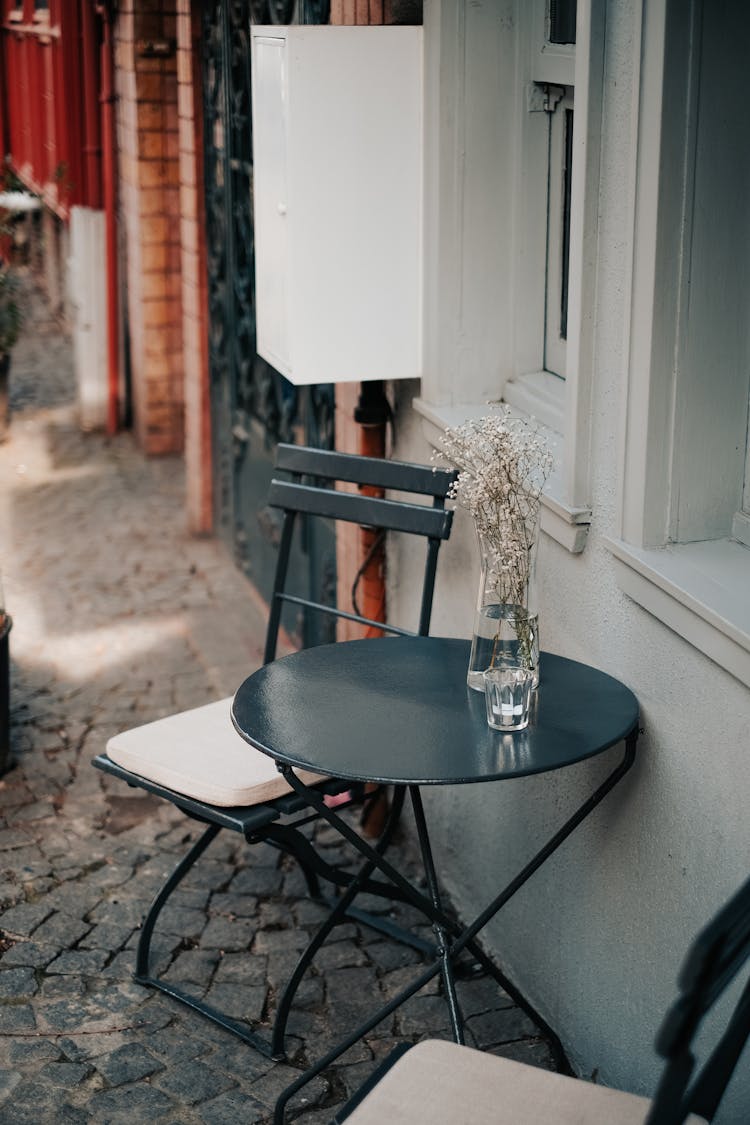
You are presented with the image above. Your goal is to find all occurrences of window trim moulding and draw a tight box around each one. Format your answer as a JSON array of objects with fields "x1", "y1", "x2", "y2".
[
  {"x1": 414, "y1": 396, "x2": 591, "y2": 555},
  {"x1": 607, "y1": 536, "x2": 750, "y2": 689}
]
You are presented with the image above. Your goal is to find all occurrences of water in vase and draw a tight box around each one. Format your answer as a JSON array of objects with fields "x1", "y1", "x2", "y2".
[{"x1": 467, "y1": 603, "x2": 539, "y2": 692}]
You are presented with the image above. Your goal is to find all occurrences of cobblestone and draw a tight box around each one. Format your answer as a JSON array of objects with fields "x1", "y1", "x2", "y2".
[
  {"x1": 0, "y1": 967, "x2": 38, "y2": 999},
  {"x1": 0, "y1": 284, "x2": 558, "y2": 1122},
  {"x1": 94, "y1": 1042, "x2": 164, "y2": 1086}
]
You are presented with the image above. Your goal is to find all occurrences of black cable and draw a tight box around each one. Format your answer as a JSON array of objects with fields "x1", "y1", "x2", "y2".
[{"x1": 350, "y1": 527, "x2": 386, "y2": 618}]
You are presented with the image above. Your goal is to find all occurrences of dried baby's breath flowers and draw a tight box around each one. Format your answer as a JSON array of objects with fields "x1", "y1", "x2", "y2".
[{"x1": 434, "y1": 408, "x2": 553, "y2": 668}]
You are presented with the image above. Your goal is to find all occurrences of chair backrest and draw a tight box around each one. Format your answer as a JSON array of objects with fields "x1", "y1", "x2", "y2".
[
  {"x1": 647, "y1": 873, "x2": 750, "y2": 1124},
  {"x1": 263, "y1": 443, "x2": 456, "y2": 664}
]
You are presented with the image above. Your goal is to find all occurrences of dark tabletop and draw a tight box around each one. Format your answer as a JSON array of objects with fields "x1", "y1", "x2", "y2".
[{"x1": 231, "y1": 637, "x2": 639, "y2": 786}]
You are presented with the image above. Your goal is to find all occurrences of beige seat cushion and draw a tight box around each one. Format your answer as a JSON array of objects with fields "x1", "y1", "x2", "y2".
[
  {"x1": 106, "y1": 697, "x2": 327, "y2": 807},
  {"x1": 345, "y1": 1040, "x2": 707, "y2": 1125}
]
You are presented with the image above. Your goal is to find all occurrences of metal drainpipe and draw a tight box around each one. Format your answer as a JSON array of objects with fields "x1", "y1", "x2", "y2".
[
  {"x1": 354, "y1": 380, "x2": 391, "y2": 837},
  {"x1": 353, "y1": 380, "x2": 390, "y2": 635},
  {"x1": 96, "y1": 1, "x2": 119, "y2": 436}
]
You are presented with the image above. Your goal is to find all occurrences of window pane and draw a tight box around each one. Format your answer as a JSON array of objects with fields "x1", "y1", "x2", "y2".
[
  {"x1": 548, "y1": 0, "x2": 577, "y2": 45},
  {"x1": 559, "y1": 106, "x2": 574, "y2": 340},
  {"x1": 544, "y1": 88, "x2": 573, "y2": 379},
  {"x1": 739, "y1": 397, "x2": 750, "y2": 535}
]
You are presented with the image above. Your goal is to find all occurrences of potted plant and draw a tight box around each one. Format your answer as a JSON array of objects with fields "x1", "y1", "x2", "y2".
[{"x1": 0, "y1": 256, "x2": 22, "y2": 443}]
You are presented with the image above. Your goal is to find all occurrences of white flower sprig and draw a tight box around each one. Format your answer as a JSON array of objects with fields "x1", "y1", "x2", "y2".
[{"x1": 434, "y1": 408, "x2": 553, "y2": 668}]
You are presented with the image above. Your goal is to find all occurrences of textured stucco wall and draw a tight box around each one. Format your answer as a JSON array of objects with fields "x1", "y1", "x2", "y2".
[
  {"x1": 387, "y1": 0, "x2": 750, "y2": 1118},
  {"x1": 390, "y1": 366, "x2": 750, "y2": 1122}
]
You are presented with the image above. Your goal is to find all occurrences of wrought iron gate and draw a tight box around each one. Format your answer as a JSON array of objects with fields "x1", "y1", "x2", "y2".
[{"x1": 202, "y1": 0, "x2": 335, "y2": 647}]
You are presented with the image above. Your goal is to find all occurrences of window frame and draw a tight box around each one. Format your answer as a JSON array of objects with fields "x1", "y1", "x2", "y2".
[
  {"x1": 732, "y1": 405, "x2": 750, "y2": 548},
  {"x1": 504, "y1": 0, "x2": 605, "y2": 539},
  {"x1": 415, "y1": 0, "x2": 605, "y2": 556},
  {"x1": 608, "y1": 0, "x2": 750, "y2": 689}
]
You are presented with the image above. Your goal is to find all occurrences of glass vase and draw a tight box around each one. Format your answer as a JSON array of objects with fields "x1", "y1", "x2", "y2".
[{"x1": 467, "y1": 518, "x2": 540, "y2": 692}]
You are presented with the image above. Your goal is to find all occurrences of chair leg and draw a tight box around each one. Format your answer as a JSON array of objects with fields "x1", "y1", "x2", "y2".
[
  {"x1": 135, "y1": 822, "x2": 221, "y2": 980},
  {"x1": 272, "y1": 788, "x2": 436, "y2": 953},
  {"x1": 270, "y1": 851, "x2": 381, "y2": 1058},
  {"x1": 261, "y1": 832, "x2": 323, "y2": 901},
  {"x1": 341, "y1": 786, "x2": 438, "y2": 953},
  {"x1": 134, "y1": 821, "x2": 281, "y2": 1059},
  {"x1": 270, "y1": 783, "x2": 409, "y2": 1058},
  {"x1": 299, "y1": 861, "x2": 322, "y2": 900}
]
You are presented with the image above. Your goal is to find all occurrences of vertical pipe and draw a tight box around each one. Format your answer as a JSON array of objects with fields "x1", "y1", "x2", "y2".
[
  {"x1": 354, "y1": 380, "x2": 388, "y2": 636},
  {"x1": 97, "y1": 1, "x2": 118, "y2": 435},
  {"x1": 353, "y1": 379, "x2": 390, "y2": 838}
]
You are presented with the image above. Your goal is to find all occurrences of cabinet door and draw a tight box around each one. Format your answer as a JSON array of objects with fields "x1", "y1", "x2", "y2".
[
  {"x1": 252, "y1": 26, "x2": 422, "y2": 385},
  {"x1": 252, "y1": 35, "x2": 290, "y2": 378}
]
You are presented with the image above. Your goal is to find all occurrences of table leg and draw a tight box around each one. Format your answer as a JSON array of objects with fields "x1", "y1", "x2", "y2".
[
  {"x1": 409, "y1": 784, "x2": 464, "y2": 1044},
  {"x1": 422, "y1": 731, "x2": 639, "y2": 974},
  {"x1": 269, "y1": 786, "x2": 407, "y2": 1058},
  {"x1": 279, "y1": 768, "x2": 460, "y2": 930},
  {"x1": 274, "y1": 730, "x2": 638, "y2": 1123}
]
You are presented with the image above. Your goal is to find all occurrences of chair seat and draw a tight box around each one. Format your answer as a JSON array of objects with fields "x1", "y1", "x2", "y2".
[
  {"x1": 343, "y1": 1040, "x2": 707, "y2": 1125},
  {"x1": 106, "y1": 697, "x2": 327, "y2": 808}
]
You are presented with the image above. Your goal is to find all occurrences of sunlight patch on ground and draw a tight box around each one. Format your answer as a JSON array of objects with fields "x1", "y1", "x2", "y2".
[{"x1": 12, "y1": 614, "x2": 189, "y2": 680}]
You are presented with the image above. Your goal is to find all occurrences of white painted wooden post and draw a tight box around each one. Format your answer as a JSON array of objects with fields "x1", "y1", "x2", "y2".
[{"x1": 69, "y1": 207, "x2": 109, "y2": 431}]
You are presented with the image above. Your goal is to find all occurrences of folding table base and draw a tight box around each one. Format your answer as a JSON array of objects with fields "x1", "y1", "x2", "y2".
[{"x1": 273, "y1": 731, "x2": 638, "y2": 1124}]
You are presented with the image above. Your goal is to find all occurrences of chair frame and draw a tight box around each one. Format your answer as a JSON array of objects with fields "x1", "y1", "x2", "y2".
[
  {"x1": 646, "y1": 871, "x2": 750, "y2": 1123},
  {"x1": 332, "y1": 873, "x2": 750, "y2": 1124},
  {"x1": 93, "y1": 443, "x2": 456, "y2": 1061}
]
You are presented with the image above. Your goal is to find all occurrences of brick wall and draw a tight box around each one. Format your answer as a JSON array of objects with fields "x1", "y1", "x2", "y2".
[
  {"x1": 330, "y1": 0, "x2": 384, "y2": 19},
  {"x1": 115, "y1": 0, "x2": 184, "y2": 455},
  {"x1": 330, "y1": 1, "x2": 422, "y2": 22}
]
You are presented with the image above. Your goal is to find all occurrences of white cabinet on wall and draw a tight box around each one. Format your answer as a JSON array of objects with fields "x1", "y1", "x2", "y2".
[{"x1": 250, "y1": 25, "x2": 422, "y2": 385}]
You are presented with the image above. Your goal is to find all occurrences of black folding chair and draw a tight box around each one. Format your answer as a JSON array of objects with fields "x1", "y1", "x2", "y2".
[
  {"x1": 92, "y1": 443, "x2": 455, "y2": 1061},
  {"x1": 333, "y1": 872, "x2": 750, "y2": 1123}
]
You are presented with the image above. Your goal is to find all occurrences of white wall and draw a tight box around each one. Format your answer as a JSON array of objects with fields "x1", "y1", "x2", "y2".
[{"x1": 388, "y1": 0, "x2": 750, "y2": 1117}]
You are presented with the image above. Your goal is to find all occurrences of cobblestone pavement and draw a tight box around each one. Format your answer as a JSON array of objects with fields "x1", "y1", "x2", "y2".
[{"x1": 0, "y1": 282, "x2": 558, "y2": 1123}]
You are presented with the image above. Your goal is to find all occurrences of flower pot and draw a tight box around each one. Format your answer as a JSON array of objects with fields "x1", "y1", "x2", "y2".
[{"x1": 0, "y1": 615, "x2": 12, "y2": 775}]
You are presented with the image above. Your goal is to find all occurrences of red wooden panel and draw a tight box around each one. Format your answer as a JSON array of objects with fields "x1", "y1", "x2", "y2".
[
  {"x1": 80, "y1": 0, "x2": 101, "y2": 208},
  {"x1": 0, "y1": 0, "x2": 101, "y2": 219},
  {"x1": 20, "y1": 35, "x2": 34, "y2": 180},
  {"x1": 44, "y1": 35, "x2": 59, "y2": 203}
]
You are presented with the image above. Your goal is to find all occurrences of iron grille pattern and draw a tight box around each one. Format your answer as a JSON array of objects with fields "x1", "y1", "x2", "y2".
[{"x1": 202, "y1": 0, "x2": 334, "y2": 642}]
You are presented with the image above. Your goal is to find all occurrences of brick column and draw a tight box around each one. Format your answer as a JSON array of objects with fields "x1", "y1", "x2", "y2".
[
  {"x1": 176, "y1": 0, "x2": 211, "y2": 533},
  {"x1": 115, "y1": 0, "x2": 184, "y2": 455},
  {"x1": 331, "y1": 1, "x2": 421, "y2": 22}
]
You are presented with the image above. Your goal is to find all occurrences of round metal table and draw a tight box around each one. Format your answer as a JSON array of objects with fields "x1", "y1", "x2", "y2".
[
  {"x1": 232, "y1": 636, "x2": 639, "y2": 1124},
  {"x1": 232, "y1": 636, "x2": 639, "y2": 785}
]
